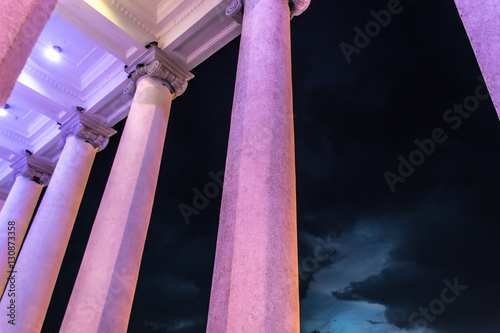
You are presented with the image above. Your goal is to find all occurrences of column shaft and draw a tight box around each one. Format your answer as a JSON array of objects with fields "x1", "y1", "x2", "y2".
[
  {"x1": 454, "y1": 0, "x2": 500, "y2": 119},
  {"x1": 0, "y1": 154, "x2": 53, "y2": 294},
  {"x1": 207, "y1": 0, "x2": 299, "y2": 332},
  {"x1": 61, "y1": 76, "x2": 173, "y2": 332},
  {"x1": 0, "y1": 176, "x2": 43, "y2": 291},
  {"x1": 0, "y1": 136, "x2": 97, "y2": 332},
  {"x1": 0, "y1": 0, "x2": 57, "y2": 105}
]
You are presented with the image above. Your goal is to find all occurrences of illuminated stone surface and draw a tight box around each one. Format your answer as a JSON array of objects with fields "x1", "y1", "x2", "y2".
[
  {"x1": 0, "y1": 117, "x2": 114, "y2": 333},
  {"x1": 207, "y1": 0, "x2": 301, "y2": 332},
  {"x1": 455, "y1": 0, "x2": 500, "y2": 119},
  {"x1": 61, "y1": 53, "x2": 192, "y2": 332},
  {"x1": 0, "y1": 155, "x2": 53, "y2": 292},
  {"x1": 0, "y1": 0, "x2": 57, "y2": 105}
]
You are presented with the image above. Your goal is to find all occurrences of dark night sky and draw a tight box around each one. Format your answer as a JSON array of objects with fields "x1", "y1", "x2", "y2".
[{"x1": 41, "y1": 0, "x2": 499, "y2": 332}]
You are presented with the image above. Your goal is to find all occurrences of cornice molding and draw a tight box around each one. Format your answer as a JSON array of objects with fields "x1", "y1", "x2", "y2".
[
  {"x1": 23, "y1": 64, "x2": 86, "y2": 102},
  {"x1": 157, "y1": 0, "x2": 183, "y2": 23},
  {"x1": 0, "y1": 129, "x2": 31, "y2": 147},
  {"x1": 157, "y1": 0, "x2": 207, "y2": 39},
  {"x1": 105, "y1": 0, "x2": 158, "y2": 40}
]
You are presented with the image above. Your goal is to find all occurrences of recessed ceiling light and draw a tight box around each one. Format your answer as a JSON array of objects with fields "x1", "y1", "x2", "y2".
[
  {"x1": 0, "y1": 104, "x2": 10, "y2": 117},
  {"x1": 45, "y1": 45, "x2": 62, "y2": 62}
]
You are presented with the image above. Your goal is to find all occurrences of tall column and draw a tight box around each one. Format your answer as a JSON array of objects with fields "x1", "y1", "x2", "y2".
[
  {"x1": 61, "y1": 46, "x2": 193, "y2": 333},
  {"x1": 0, "y1": 114, "x2": 115, "y2": 332},
  {"x1": 0, "y1": 154, "x2": 53, "y2": 292},
  {"x1": 0, "y1": 0, "x2": 58, "y2": 105},
  {"x1": 454, "y1": 0, "x2": 500, "y2": 119},
  {"x1": 207, "y1": 1, "x2": 309, "y2": 332}
]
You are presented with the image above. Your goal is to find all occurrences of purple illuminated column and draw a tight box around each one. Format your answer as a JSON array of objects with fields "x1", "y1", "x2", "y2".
[
  {"x1": 0, "y1": 114, "x2": 115, "y2": 333},
  {"x1": 60, "y1": 46, "x2": 193, "y2": 333},
  {"x1": 0, "y1": 0, "x2": 57, "y2": 105},
  {"x1": 454, "y1": 0, "x2": 500, "y2": 119},
  {"x1": 207, "y1": 0, "x2": 310, "y2": 332},
  {"x1": 0, "y1": 155, "x2": 53, "y2": 292}
]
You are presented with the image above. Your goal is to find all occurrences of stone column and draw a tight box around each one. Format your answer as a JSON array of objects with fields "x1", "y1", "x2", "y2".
[
  {"x1": 0, "y1": 154, "x2": 53, "y2": 292},
  {"x1": 0, "y1": 114, "x2": 115, "y2": 333},
  {"x1": 207, "y1": 1, "x2": 309, "y2": 332},
  {"x1": 454, "y1": 0, "x2": 500, "y2": 119},
  {"x1": 60, "y1": 46, "x2": 193, "y2": 333},
  {"x1": 0, "y1": 0, "x2": 58, "y2": 105}
]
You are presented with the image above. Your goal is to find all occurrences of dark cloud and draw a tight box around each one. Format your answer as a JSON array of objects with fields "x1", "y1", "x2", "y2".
[{"x1": 331, "y1": 188, "x2": 500, "y2": 331}]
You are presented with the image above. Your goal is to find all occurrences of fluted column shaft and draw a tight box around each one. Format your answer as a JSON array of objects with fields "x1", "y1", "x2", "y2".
[
  {"x1": 207, "y1": 0, "x2": 308, "y2": 332},
  {"x1": 61, "y1": 50, "x2": 192, "y2": 332},
  {"x1": 0, "y1": 115, "x2": 114, "y2": 332}
]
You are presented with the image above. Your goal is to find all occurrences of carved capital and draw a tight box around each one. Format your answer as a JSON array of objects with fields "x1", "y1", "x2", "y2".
[
  {"x1": 58, "y1": 114, "x2": 117, "y2": 152},
  {"x1": 226, "y1": 0, "x2": 310, "y2": 22},
  {"x1": 124, "y1": 45, "x2": 194, "y2": 98},
  {"x1": 289, "y1": 0, "x2": 311, "y2": 17},
  {"x1": 226, "y1": 0, "x2": 243, "y2": 24},
  {"x1": 10, "y1": 155, "x2": 54, "y2": 186}
]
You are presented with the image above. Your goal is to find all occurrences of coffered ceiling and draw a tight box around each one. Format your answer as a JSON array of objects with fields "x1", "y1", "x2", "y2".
[{"x1": 0, "y1": 0, "x2": 240, "y2": 199}]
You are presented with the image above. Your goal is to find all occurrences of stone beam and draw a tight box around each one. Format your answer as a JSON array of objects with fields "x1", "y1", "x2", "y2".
[{"x1": 0, "y1": 0, "x2": 58, "y2": 105}]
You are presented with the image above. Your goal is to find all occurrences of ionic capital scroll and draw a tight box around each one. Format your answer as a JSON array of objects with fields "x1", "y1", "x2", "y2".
[{"x1": 289, "y1": 0, "x2": 311, "y2": 17}]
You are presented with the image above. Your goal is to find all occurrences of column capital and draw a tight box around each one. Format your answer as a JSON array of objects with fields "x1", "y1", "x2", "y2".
[
  {"x1": 289, "y1": 0, "x2": 310, "y2": 17},
  {"x1": 10, "y1": 154, "x2": 54, "y2": 186},
  {"x1": 58, "y1": 113, "x2": 117, "y2": 151},
  {"x1": 123, "y1": 45, "x2": 194, "y2": 98},
  {"x1": 226, "y1": 0, "x2": 311, "y2": 21},
  {"x1": 226, "y1": 0, "x2": 243, "y2": 23}
]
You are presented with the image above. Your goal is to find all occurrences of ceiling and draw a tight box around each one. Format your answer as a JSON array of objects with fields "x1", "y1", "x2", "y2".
[{"x1": 0, "y1": 0, "x2": 240, "y2": 199}]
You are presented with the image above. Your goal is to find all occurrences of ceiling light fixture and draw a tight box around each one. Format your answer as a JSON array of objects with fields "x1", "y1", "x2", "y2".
[
  {"x1": 45, "y1": 45, "x2": 62, "y2": 62},
  {"x1": 0, "y1": 104, "x2": 10, "y2": 117}
]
